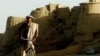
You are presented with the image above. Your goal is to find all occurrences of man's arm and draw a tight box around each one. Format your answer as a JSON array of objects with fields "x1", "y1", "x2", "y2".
[{"x1": 19, "y1": 23, "x2": 27, "y2": 40}]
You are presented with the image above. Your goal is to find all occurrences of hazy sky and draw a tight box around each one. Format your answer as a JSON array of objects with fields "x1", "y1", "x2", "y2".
[{"x1": 0, "y1": 0, "x2": 88, "y2": 33}]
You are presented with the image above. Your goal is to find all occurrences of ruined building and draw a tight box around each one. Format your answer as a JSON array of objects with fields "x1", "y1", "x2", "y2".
[{"x1": 0, "y1": 0, "x2": 100, "y2": 56}]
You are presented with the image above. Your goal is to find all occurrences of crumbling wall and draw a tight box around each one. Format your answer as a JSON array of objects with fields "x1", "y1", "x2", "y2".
[
  {"x1": 89, "y1": 0, "x2": 100, "y2": 2},
  {"x1": 31, "y1": 4, "x2": 71, "y2": 53},
  {"x1": 0, "y1": 16, "x2": 25, "y2": 56},
  {"x1": 73, "y1": 1, "x2": 100, "y2": 54},
  {"x1": 0, "y1": 4, "x2": 71, "y2": 56}
]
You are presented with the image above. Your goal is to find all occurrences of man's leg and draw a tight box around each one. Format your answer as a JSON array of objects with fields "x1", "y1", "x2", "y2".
[
  {"x1": 21, "y1": 46, "x2": 26, "y2": 56},
  {"x1": 22, "y1": 44, "x2": 27, "y2": 56},
  {"x1": 23, "y1": 50, "x2": 26, "y2": 56},
  {"x1": 25, "y1": 41, "x2": 32, "y2": 52},
  {"x1": 31, "y1": 43, "x2": 36, "y2": 53},
  {"x1": 26, "y1": 41, "x2": 35, "y2": 53}
]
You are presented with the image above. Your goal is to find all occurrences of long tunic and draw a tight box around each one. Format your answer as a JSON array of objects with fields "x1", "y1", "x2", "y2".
[{"x1": 20, "y1": 22, "x2": 38, "y2": 51}]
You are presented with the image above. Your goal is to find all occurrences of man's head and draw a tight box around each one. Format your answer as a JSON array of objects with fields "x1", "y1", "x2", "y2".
[{"x1": 26, "y1": 15, "x2": 34, "y2": 23}]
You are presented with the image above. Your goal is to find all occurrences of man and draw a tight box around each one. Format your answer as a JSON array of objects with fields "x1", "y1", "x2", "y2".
[{"x1": 20, "y1": 15, "x2": 38, "y2": 56}]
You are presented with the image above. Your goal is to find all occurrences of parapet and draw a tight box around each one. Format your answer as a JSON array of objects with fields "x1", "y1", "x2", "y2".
[
  {"x1": 80, "y1": 2, "x2": 100, "y2": 14},
  {"x1": 6, "y1": 16, "x2": 25, "y2": 31},
  {"x1": 89, "y1": 0, "x2": 100, "y2": 3}
]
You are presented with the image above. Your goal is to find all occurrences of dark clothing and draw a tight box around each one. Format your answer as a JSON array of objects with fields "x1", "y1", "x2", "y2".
[
  {"x1": 19, "y1": 23, "x2": 29, "y2": 47},
  {"x1": 21, "y1": 23, "x2": 29, "y2": 39}
]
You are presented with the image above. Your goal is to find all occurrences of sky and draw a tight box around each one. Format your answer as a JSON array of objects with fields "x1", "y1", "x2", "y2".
[{"x1": 0, "y1": 0, "x2": 88, "y2": 33}]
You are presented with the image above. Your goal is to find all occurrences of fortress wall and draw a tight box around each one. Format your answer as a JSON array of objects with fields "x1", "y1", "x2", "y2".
[
  {"x1": 76, "y1": 14, "x2": 100, "y2": 41},
  {"x1": 0, "y1": 16, "x2": 25, "y2": 56},
  {"x1": 30, "y1": 4, "x2": 71, "y2": 52},
  {"x1": 87, "y1": 3, "x2": 100, "y2": 14},
  {"x1": 6, "y1": 16, "x2": 25, "y2": 31},
  {"x1": 32, "y1": 7, "x2": 49, "y2": 18},
  {"x1": 89, "y1": 0, "x2": 100, "y2": 2},
  {"x1": 75, "y1": 1, "x2": 100, "y2": 42},
  {"x1": 80, "y1": 3, "x2": 100, "y2": 14},
  {"x1": 2, "y1": 16, "x2": 25, "y2": 46},
  {"x1": 77, "y1": 14, "x2": 100, "y2": 33},
  {"x1": 49, "y1": 4, "x2": 58, "y2": 12},
  {"x1": 31, "y1": 4, "x2": 70, "y2": 40}
]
